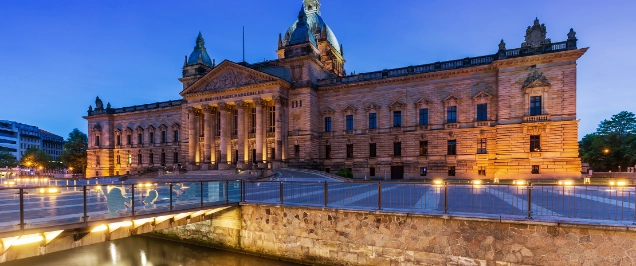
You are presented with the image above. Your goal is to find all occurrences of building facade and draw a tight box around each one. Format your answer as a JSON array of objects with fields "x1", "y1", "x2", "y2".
[
  {"x1": 84, "y1": 0, "x2": 586, "y2": 179},
  {"x1": 0, "y1": 120, "x2": 64, "y2": 162}
]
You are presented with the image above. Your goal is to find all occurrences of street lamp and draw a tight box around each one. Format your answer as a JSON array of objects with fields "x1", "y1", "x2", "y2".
[{"x1": 604, "y1": 148, "x2": 610, "y2": 154}]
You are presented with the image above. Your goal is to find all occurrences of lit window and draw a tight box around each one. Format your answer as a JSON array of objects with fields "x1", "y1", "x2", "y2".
[
  {"x1": 477, "y1": 138, "x2": 487, "y2": 154},
  {"x1": 419, "y1": 141, "x2": 428, "y2": 156},
  {"x1": 346, "y1": 144, "x2": 353, "y2": 158},
  {"x1": 447, "y1": 140, "x2": 457, "y2": 155},
  {"x1": 530, "y1": 135, "x2": 541, "y2": 152}
]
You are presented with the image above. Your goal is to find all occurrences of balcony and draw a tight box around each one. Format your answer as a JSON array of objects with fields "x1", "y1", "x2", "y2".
[
  {"x1": 344, "y1": 130, "x2": 355, "y2": 135},
  {"x1": 391, "y1": 127, "x2": 403, "y2": 133},
  {"x1": 266, "y1": 132, "x2": 275, "y2": 138},
  {"x1": 474, "y1": 121, "x2": 493, "y2": 127},
  {"x1": 445, "y1": 123, "x2": 459, "y2": 129},
  {"x1": 418, "y1": 125, "x2": 430, "y2": 131},
  {"x1": 523, "y1": 115, "x2": 551, "y2": 123}
]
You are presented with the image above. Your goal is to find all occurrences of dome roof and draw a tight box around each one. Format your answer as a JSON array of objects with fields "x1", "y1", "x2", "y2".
[
  {"x1": 187, "y1": 32, "x2": 213, "y2": 66},
  {"x1": 288, "y1": 10, "x2": 318, "y2": 47},
  {"x1": 283, "y1": 3, "x2": 341, "y2": 55}
]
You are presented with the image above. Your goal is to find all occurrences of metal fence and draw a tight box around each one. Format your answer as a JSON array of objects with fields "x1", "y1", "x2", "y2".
[{"x1": 244, "y1": 181, "x2": 636, "y2": 223}]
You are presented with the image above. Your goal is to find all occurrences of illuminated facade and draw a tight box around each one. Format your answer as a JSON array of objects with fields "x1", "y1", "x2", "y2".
[{"x1": 84, "y1": 1, "x2": 586, "y2": 179}]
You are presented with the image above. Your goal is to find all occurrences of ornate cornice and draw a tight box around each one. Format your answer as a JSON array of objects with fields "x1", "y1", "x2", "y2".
[{"x1": 492, "y1": 48, "x2": 587, "y2": 68}]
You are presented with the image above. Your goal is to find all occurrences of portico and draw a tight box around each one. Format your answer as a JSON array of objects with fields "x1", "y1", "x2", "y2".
[{"x1": 180, "y1": 61, "x2": 290, "y2": 171}]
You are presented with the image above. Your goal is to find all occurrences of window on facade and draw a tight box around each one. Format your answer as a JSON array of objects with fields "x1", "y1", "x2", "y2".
[
  {"x1": 161, "y1": 152, "x2": 166, "y2": 165},
  {"x1": 393, "y1": 111, "x2": 402, "y2": 127},
  {"x1": 370, "y1": 167, "x2": 375, "y2": 177},
  {"x1": 346, "y1": 115, "x2": 354, "y2": 131},
  {"x1": 149, "y1": 132, "x2": 154, "y2": 143},
  {"x1": 346, "y1": 144, "x2": 353, "y2": 158},
  {"x1": 368, "y1": 113, "x2": 377, "y2": 129},
  {"x1": 324, "y1": 117, "x2": 332, "y2": 132},
  {"x1": 216, "y1": 111, "x2": 221, "y2": 136},
  {"x1": 116, "y1": 155, "x2": 121, "y2": 164},
  {"x1": 138, "y1": 133, "x2": 143, "y2": 144},
  {"x1": 270, "y1": 148, "x2": 275, "y2": 160},
  {"x1": 448, "y1": 166, "x2": 456, "y2": 176},
  {"x1": 149, "y1": 153, "x2": 154, "y2": 164},
  {"x1": 128, "y1": 154, "x2": 132, "y2": 164},
  {"x1": 138, "y1": 154, "x2": 142, "y2": 165},
  {"x1": 447, "y1": 106, "x2": 457, "y2": 123},
  {"x1": 294, "y1": 145, "x2": 300, "y2": 157},
  {"x1": 477, "y1": 104, "x2": 487, "y2": 121},
  {"x1": 174, "y1": 130, "x2": 179, "y2": 142},
  {"x1": 530, "y1": 135, "x2": 541, "y2": 152},
  {"x1": 96, "y1": 155, "x2": 100, "y2": 165},
  {"x1": 419, "y1": 141, "x2": 428, "y2": 156},
  {"x1": 369, "y1": 143, "x2": 376, "y2": 158},
  {"x1": 161, "y1": 131, "x2": 167, "y2": 143},
  {"x1": 421, "y1": 167, "x2": 427, "y2": 176},
  {"x1": 325, "y1": 145, "x2": 331, "y2": 159},
  {"x1": 477, "y1": 138, "x2": 487, "y2": 154},
  {"x1": 447, "y1": 140, "x2": 457, "y2": 155},
  {"x1": 268, "y1": 106, "x2": 276, "y2": 132},
  {"x1": 478, "y1": 166, "x2": 486, "y2": 176},
  {"x1": 299, "y1": 100, "x2": 302, "y2": 107},
  {"x1": 250, "y1": 108, "x2": 256, "y2": 134},
  {"x1": 116, "y1": 135, "x2": 121, "y2": 146},
  {"x1": 530, "y1": 96, "x2": 542, "y2": 116},
  {"x1": 232, "y1": 109, "x2": 238, "y2": 136},
  {"x1": 126, "y1": 134, "x2": 131, "y2": 145},
  {"x1": 419, "y1": 108, "x2": 429, "y2": 126},
  {"x1": 532, "y1": 165, "x2": 540, "y2": 174},
  {"x1": 393, "y1": 142, "x2": 401, "y2": 156},
  {"x1": 95, "y1": 135, "x2": 100, "y2": 146},
  {"x1": 174, "y1": 152, "x2": 179, "y2": 164}
]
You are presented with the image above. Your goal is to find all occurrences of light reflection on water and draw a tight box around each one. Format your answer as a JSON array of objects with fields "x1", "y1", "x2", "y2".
[{"x1": 2, "y1": 236, "x2": 301, "y2": 266}]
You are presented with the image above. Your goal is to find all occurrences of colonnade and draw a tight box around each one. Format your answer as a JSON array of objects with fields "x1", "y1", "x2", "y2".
[{"x1": 186, "y1": 96, "x2": 288, "y2": 170}]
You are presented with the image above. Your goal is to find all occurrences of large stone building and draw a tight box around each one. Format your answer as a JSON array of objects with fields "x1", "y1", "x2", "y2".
[
  {"x1": 84, "y1": 0, "x2": 586, "y2": 179},
  {"x1": 0, "y1": 120, "x2": 64, "y2": 162}
]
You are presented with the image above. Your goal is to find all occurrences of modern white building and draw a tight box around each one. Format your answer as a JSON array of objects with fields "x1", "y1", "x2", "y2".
[{"x1": 0, "y1": 120, "x2": 64, "y2": 162}]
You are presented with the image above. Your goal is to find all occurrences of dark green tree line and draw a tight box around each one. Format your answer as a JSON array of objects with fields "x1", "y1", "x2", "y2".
[
  {"x1": 60, "y1": 128, "x2": 88, "y2": 174},
  {"x1": 580, "y1": 111, "x2": 636, "y2": 171}
]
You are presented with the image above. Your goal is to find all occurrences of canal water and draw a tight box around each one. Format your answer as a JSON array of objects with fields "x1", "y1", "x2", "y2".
[{"x1": 2, "y1": 235, "x2": 302, "y2": 266}]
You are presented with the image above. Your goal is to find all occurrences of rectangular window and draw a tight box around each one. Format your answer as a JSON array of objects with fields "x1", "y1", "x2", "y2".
[
  {"x1": 477, "y1": 138, "x2": 487, "y2": 154},
  {"x1": 421, "y1": 167, "x2": 427, "y2": 176},
  {"x1": 138, "y1": 133, "x2": 143, "y2": 144},
  {"x1": 530, "y1": 135, "x2": 541, "y2": 152},
  {"x1": 447, "y1": 140, "x2": 457, "y2": 155},
  {"x1": 138, "y1": 154, "x2": 142, "y2": 165},
  {"x1": 325, "y1": 168, "x2": 330, "y2": 173},
  {"x1": 476, "y1": 104, "x2": 487, "y2": 121},
  {"x1": 393, "y1": 111, "x2": 402, "y2": 127},
  {"x1": 150, "y1": 132, "x2": 154, "y2": 143},
  {"x1": 232, "y1": 109, "x2": 238, "y2": 135},
  {"x1": 116, "y1": 135, "x2": 121, "y2": 146},
  {"x1": 530, "y1": 96, "x2": 541, "y2": 116},
  {"x1": 478, "y1": 166, "x2": 486, "y2": 176},
  {"x1": 419, "y1": 141, "x2": 428, "y2": 156},
  {"x1": 346, "y1": 144, "x2": 353, "y2": 158},
  {"x1": 447, "y1": 106, "x2": 457, "y2": 123},
  {"x1": 95, "y1": 135, "x2": 100, "y2": 146},
  {"x1": 294, "y1": 145, "x2": 300, "y2": 157},
  {"x1": 325, "y1": 145, "x2": 331, "y2": 159},
  {"x1": 368, "y1": 113, "x2": 377, "y2": 129},
  {"x1": 299, "y1": 100, "x2": 302, "y2": 107},
  {"x1": 96, "y1": 155, "x2": 100, "y2": 165},
  {"x1": 216, "y1": 111, "x2": 221, "y2": 136},
  {"x1": 532, "y1": 165, "x2": 540, "y2": 174},
  {"x1": 174, "y1": 130, "x2": 179, "y2": 142},
  {"x1": 370, "y1": 167, "x2": 375, "y2": 177},
  {"x1": 161, "y1": 131, "x2": 167, "y2": 143},
  {"x1": 161, "y1": 153, "x2": 166, "y2": 165},
  {"x1": 369, "y1": 143, "x2": 376, "y2": 158},
  {"x1": 346, "y1": 115, "x2": 354, "y2": 131},
  {"x1": 126, "y1": 134, "x2": 131, "y2": 145},
  {"x1": 419, "y1": 108, "x2": 429, "y2": 126},
  {"x1": 324, "y1": 117, "x2": 332, "y2": 132},
  {"x1": 250, "y1": 108, "x2": 256, "y2": 134},
  {"x1": 393, "y1": 142, "x2": 401, "y2": 156},
  {"x1": 448, "y1": 166, "x2": 456, "y2": 176},
  {"x1": 268, "y1": 106, "x2": 276, "y2": 132},
  {"x1": 116, "y1": 155, "x2": 121, "y2": 164},
  {"x1": 149, "y1": 153, "x2": 154, "y2": 164},
  {"x1": 128, "y1": 154, "x2": 132, "y2": 164},
  {"x1": 174, "y1": 152, "x2": 179, "y2": 164}
]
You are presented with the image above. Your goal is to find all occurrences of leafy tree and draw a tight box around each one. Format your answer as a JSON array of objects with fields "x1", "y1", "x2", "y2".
[
  {"x1": 60, "y1": 129, "x2": 88, "y2": 174},
  {"x1": 335, "y1": 168, "x2": 353, "y2": 179},
  {"x1": 0, "y1": 148, "x2": 18, "y2": 168},
  {"x1": 580, "y1": 111, "x2": 636, "y2": 171},
  {"x1": 21, "y1": 147, "x2": 51, "y2": 169}
]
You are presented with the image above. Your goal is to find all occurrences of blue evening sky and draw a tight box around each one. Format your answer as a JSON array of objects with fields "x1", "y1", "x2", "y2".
[{"x1": 0, "y1": 0, "x2": 634, "y2": 139}]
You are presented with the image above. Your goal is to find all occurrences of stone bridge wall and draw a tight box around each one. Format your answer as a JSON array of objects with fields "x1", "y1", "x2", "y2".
[{"x1": 154, "y1": 205, "x2": 636, "y2": 265}]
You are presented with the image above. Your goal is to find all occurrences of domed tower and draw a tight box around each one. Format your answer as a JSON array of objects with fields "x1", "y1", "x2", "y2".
[
  {"x1": 277, "y1": 0, "x2": 345, "y2": 77},
  {"x1": 179, "y1": 32, "x2": 215, "y2": 89}
]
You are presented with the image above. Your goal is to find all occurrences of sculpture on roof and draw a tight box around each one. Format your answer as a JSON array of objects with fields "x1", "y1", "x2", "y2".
[
  {"x1": 95, "y1": 96, "x2": 104, "y2": 110},
  {"x1": 522, "y1": 18, "x2": 551, "y2": 48}
]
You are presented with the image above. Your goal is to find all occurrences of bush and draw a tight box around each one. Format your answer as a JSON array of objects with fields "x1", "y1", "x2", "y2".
[{"x1": 335, "y1": 168, "x2": 353, "y2": 179}]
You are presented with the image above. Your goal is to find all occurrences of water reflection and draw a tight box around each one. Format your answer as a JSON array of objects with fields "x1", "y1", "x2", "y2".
[{"x1": 2, "y1": 235, "x2": 301, "y2": 266}]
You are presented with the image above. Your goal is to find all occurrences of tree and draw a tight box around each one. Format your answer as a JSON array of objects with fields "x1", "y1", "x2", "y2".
[
  {"x1": 0, "y1": 148, "x2": 17, "y2": 168},
  {"x1": 597, "y1": 111, "x2": 636, "y2": 137},
  {"x1": 21, "y1": 147, "x2": 51, "y2": 169},
  {"x1": 580, "y1": 111, "x2": 636, "y2": 171},
  {"x1": 60, "y1": 128, "x2": 88, "y2": 174},
  {"x1": 335, "y1": 168, "x2": 353, "y2": 179}
]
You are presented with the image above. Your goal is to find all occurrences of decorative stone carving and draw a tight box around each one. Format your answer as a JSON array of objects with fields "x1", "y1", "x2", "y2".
[
  {"x1": 95, "y1": 96, "x2": 104, "y2": 110},
  {"x1": 342, "y1": 105, "x2": 357, "y2": 114},
  {"x1": 218, "y1": 103, "x2": 232, "y2": 112},
  {"x1": 443, "y1": 95, "x2": 460, "y2": 105},
  {"x1": 365, "y1": 103, "x2": 381, "y2": 112},
  {"x1": 92, "y1": 124, "x2": 102, "y2": 132},
  {"x1": 498, "y1": 39, "x2": 506, "y2": 51},
  {"x1": 415, "y1": 97, "x2": 432, "y2": 108},
  {"x1": 159, "y1": 124, "x2": 168, "y2": 131},
  {"x1": 522, "y1": 70, "x2": 550, "y2": 89},
  {"x1": 171, "y1": 123, "x2": 180, "y2": 130},
  {"x1": 389, "y1": 101, "x2": 405, "y2": 111},
  {"x1": 567, "y1": 28, "x2": 576, "y2": 40},
  {"x1": 321, "y1": 107, "x2": 335, "y2": 116},
  {"x1": 522, "y1": 18, "x2": 551, "y2": 48},
  {"x1": 198, "y1": 69, "x2": 267, "y2": 92},
  {"x1": 135, "y1": 126, "x2": 144, "y2": 133},
  {"x1": 472, "y1": 91, "x2": 493, "y2": 104},
  {"x1": 253, "y1": 98, "x2": 265, "y2": 107}
]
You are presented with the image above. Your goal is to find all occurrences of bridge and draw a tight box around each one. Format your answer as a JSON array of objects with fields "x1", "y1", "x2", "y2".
[{"x1": 1, "y1": 169, "x2": 635, "y2": 262}]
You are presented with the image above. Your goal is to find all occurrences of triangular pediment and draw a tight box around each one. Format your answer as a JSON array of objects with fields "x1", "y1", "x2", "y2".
[
  {"x1": 342, "y1": 105, "x2": 357, "y2": 114},
  {"x1": 365, "y1": 103, "x2": 381, "y2": 111},
  {"x1": 522, "y1": 70, "x2": 550, "y2": 89},
  {"x1": 181, "y1": 60, "x2": 288, "y2": 96},
  {"x1": 472, "y1": 91, "x2": 493, "y2": 100},
  {"x1": 443, "y1": 94, "x2": 460, "y2": 103},
  {"x1": 321, "y1": 107, "x2": 335, "y2": 115}
]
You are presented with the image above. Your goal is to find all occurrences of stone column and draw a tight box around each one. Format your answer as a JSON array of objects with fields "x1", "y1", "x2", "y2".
[
  {"x1": 236, "y1": 101, "x2": 247, "y2": 170},
  {"x1": 274, "y1": 96, "x2": 285, "y2": 162},
  {"x1": 203, "y1": 105, "x2": 212, "y2": 169},
  {"x1": 218, "y1": 103, "x2": 230, "y2": 170},
  {"x1": 254, "y1": 98, "x2": 264, "y2": 166},
  {"x1": 210, "y1": 107, "x2": 217, "y2": 169},
  {"x1": 187, "y1": 107, "x2": 197, "y2": 169}
]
